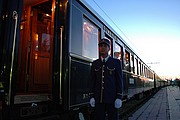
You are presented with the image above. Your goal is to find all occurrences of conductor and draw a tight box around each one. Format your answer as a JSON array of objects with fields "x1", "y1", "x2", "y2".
[{"x1": 89, "y1": 38, "x2": 124, "y2": 120}]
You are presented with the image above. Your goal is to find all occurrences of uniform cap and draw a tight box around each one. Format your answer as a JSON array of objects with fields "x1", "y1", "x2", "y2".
[{"x1": 99, "y1": 38, "x2": 111, "y2": 47}]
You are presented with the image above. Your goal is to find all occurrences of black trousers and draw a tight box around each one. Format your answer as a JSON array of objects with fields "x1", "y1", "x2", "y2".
[{"x1": 94, "y1": 103, "x2": 118, "y2": 120}]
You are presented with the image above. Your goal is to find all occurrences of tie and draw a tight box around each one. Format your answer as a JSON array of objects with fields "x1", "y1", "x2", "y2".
[{"x1": 103, "y1": 59, "x2": 105, "y2": 63}]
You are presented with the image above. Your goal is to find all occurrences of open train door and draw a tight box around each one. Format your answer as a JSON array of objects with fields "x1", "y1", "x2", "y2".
[{"x1": 0, "y1": 0, "x2": 64, "y2": 119}]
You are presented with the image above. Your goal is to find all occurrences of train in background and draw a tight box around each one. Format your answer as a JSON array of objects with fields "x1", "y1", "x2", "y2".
[{"x1": 0, "y1": 0, "x2": 168, "y2": 119}]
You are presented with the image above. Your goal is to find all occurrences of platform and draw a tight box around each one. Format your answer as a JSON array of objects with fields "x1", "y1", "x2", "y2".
[{"x1": 128, "y1": 86, "x2": 180, "y2": 120}]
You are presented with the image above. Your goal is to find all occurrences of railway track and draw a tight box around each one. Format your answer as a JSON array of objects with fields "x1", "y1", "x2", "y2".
[{"x1": 119, "y1": 88, "x2": 160, "y2": 120}]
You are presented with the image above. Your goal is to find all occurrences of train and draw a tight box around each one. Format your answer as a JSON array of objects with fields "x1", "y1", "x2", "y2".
[{"x1": 0, "y1": 0, "x2": 168, "y2": 119}]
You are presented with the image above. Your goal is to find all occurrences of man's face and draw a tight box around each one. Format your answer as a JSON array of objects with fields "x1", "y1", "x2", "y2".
[{"x1": 99, "y1": 44, "x2": 110, "y2": 55}]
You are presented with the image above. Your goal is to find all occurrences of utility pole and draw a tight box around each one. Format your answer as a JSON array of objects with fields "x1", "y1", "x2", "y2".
[
  {"x1": 146, "y1": 62, "x2": 160, "y2": 68},
  {"x1": 147, "y1": 62, "x2": 160, "y2": 64}
]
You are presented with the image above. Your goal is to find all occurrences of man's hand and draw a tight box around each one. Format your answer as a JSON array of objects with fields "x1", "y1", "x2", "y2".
[
  {"x1": 90, "y1": 98, "x2": 95, "y2": 107},
  {"x1": 114, "y1": 99, "x2": 122, "y2": 108}
]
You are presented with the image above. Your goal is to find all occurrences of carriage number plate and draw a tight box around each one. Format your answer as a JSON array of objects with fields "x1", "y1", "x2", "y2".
[{"x1": 20, "y1": 105, "x2": 48, "y2": 117}]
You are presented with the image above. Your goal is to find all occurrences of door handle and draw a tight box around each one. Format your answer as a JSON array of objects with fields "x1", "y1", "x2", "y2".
[{"x1": 59, "y1": 26, "x2": 63, "y2": 104}]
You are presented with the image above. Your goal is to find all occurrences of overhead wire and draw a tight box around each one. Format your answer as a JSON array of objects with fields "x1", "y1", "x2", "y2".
[{"x1": 91, "y1": 0, "x2": 143, "y2": 56}]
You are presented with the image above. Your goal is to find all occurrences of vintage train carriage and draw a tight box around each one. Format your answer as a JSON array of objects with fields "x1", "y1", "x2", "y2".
[
  {"x1": 155, "y1": 73, "x2": 169, "y2": 88},
  {"x1": 122, "y1": 49, "x2": 155, "y2": 99},
  {"x1": 0, "y1": 0, "x2": 159, "y2": 119}
]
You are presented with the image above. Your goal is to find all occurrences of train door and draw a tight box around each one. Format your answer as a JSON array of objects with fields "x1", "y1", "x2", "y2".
[
  {"x1": 0, "y1": 0, "x2": 64, "y2": 119},
  {"x1": 17, "y1": 0, "x2": 54, "y2": 94},
  {"x1": 15, "y1": 0, "x2": 57, "y2": 118}
]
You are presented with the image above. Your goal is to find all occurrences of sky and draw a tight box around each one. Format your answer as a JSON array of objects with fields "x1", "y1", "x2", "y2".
[{"x1": 82, "y1": 0, "x2": 180, "y2": 79}]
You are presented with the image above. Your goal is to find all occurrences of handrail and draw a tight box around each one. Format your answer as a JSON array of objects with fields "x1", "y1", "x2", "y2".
[
  {"x1": 8, "y1": 11, "x2": 18, "y2": 105},
  {"x1": 59, "y1": 26, "x2": 63, "y2": 104}
]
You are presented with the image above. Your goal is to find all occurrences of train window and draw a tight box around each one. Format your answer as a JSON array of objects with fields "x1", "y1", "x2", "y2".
[
  {"x1": 147, "y1": 69, "x2": 149, "y2": 78},
  {"x1": 130, "y1": 55, "x2": 135, "y2": 73},
  {"x1": 135, "y1": 58, "x2": 139, "y2": 75},
  {"x1": 150, "y1": 71, "x2": 153, "y2": 79},
  {"x1": 82, "y1": 18, "x2": 98, "y2": 60},
  {"x1": 104, "y1": 35, "x2": 112, "y2": 56},
  {"x1": 124, "y1": 50, "x2": 130, "y2": 71},
  {"x1": 143, "y1": 65, "x2": 145, "y2": 77},
  {"x1": 144, "y1": 67, "x2": 147, "y2": 77},
  {"x1": 142, "y1": 65, "x2": 144, "y2": 76},
  {"x1": 114, "y1": 42, "x2": 122, "y2": 60},
  {"x1": 144, "y1": 66, "x2": 146, "y2": 77},
  {"x1": 139, "y1": 62, "x2": 142, "y2": 75}
]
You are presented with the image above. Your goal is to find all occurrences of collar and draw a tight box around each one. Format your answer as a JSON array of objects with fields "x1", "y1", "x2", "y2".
[{"x1": 101, "y1": 55, "x2": 110, "y2": 62}]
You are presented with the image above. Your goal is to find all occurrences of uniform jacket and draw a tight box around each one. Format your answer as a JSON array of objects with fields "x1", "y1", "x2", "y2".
[{"x1": 90, "y1": 56, "x2": 124, "y2": 103}]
